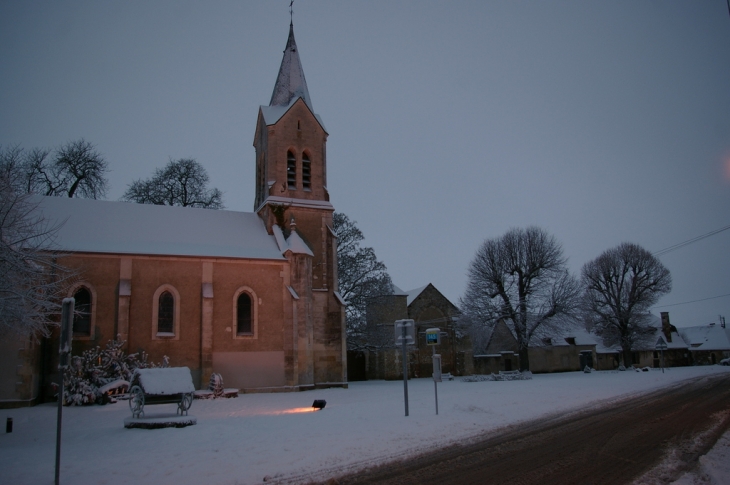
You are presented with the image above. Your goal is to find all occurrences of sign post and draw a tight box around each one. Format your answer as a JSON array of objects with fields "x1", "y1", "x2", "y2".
[
  {"x1": 56, "y1": 298, "x2": 74, "y2": 485},
  {"x1": 655, "y1": 337, "x2": 668, "y2": 374},
  {"x1": 426, "y1": 328, "x2": 441, "y2": 415},
  {"x1": 395, "y1": 320, "x2": 415, "y2": 416}
]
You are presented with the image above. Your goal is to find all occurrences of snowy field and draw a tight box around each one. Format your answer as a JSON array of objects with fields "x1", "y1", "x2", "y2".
[{"x1": 2, "y1": 366, "x2": 729, "y2": 485}]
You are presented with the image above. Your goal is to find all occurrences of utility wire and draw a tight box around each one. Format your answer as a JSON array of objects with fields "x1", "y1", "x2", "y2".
[
  {"x1": 653, "y1": 224, "x2": 730, "y2": 256},
  {"x1": 652, "y1": 292, "x2": 730, "y2": 309}
]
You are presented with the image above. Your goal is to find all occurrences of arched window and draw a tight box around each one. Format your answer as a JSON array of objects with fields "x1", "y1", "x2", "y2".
[
  {"x1": 152, "y1": 284, "x2": 180, "y2": 340},
  {"x1": 237, "y1": 293, "x2": 252, "y2": 335},
  {"x1": 302, "y1": 153, "x2": 311, "y2": 190},
  {"x1": 73, "y1": 287, "x2": 92, "y2": 337},
  {"x1": 287, "y1": 150, "x2": 296, "y2": 190},
  {"x1": 67, "y1": 282, "x2": 96, "y2": 339},
  {"x1": 157, "y1": 291, "x2": 174, "y2": 334},
  {"x1": 232, "y1": 287, "x2": 258, "y2": 339}
]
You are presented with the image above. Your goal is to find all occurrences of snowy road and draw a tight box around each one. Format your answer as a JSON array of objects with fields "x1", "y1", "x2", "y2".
[{"x1": 325, "y1": 373, "x2": 730, "y2": 485}]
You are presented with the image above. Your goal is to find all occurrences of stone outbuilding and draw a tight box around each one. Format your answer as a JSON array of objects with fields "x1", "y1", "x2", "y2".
[{"x1": 355, "y1": 283, "x2": 472, "y2": 380}]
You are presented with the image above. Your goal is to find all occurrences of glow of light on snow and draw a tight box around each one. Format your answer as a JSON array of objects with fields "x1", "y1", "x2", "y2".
[{"x1": 2, "y1": 366, "x2": 729, "y2": 485}]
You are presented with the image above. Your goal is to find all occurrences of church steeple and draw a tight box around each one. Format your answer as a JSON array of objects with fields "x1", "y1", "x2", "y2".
[
  {"x1": 269, "y1": 23, "x2": 313, "y2": 111},
  {"x1": 254, "y1": 20, "x2": 329, "y2": 213},
  {"x1": 250, "y1": 15, "x2": 346, "y2": 388}
]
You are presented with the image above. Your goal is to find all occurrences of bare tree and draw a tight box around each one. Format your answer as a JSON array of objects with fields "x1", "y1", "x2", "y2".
[
  {"x1": 1, "y1": 140, "x2": 108, "y2": 198},
  {"x1": 52, "y1": 139, "x2": 109, "y2": 198},
  {"x1": 581, "y1": 242, "x2": 671, "y2": 367},
  {"x1": 122, "y1": 158, "x2": 224, "y2": 209},
  {"x1": 461, "y1": 227, "x2": 581, "y2": 371},
  {"x1": 0, "y1": 173, "x2": 75, "y2": 338},
  {"x1": 332, "y1": 212, "x2": 393, "y2": 350}
]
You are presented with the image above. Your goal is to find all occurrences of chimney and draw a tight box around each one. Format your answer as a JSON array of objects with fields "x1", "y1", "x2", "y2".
[{"x1": 660, "y1": 312, "x2": 673, "y2": 342}]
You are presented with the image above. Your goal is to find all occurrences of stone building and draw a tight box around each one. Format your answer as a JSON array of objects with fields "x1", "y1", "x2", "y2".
[
  {"x1": 679, "y1": 317, "x2": 730, "y2": 366},
  {"x1": 356, "y1": 283, "x2": 472, "y2": 380},
  {"x1": 472, "y1": 320, "x2": 598, "y2": 374},
  {"x1": 0, "y1": 22, "x2": 346, "y2": 407},
  {"x1": 619, "y1": 312, "x2": 691, "y2": 369}
]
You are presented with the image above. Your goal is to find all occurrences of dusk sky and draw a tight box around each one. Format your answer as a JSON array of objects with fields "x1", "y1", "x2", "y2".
[{"x1": 1, "y1": 1, "x2": 728, "y2": 328}]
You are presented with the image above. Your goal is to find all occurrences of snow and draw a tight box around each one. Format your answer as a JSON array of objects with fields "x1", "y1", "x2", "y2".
[
  {"x1": 33, "y1": 196, "x2": 285, "y2": 260},
  {"x1": 260, "y1": 101, "x2": 327, "y2": 131},
  {"x1": 403, "y1": 285, "x2": 428, "y2": 306},
  {"x1": 671, "y1": 432, "x2": 730, "y2": 485},
  {"x1": 680, "y1": 324, "x2": 730, "y2": 351},
  {"x1": 285, "y1": 229, "x2": 314, "y2": 256},
  {"x1": 133, "y1": 367, "x2": 195, "y2": 395},
  {"x1": 2, "y1": 366, "x2": 729, "y2": 485}
]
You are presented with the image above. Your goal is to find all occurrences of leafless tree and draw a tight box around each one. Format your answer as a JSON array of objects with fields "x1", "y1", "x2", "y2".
[
  {"x1": 581, "y1": 242, "x2": 671, "y2": 366},
  {"x1": 0, "y1": 173, "x2": 75, "y2": 339},
  {"x1": 332, "y1": 212, "x2": 393, "y2": 350},
  {"x1": 1, "y1": 140, "x2": 108, "y2": 198},
  {"x1": 122, "y1": 158, "x2": 224, "y2": 209},
  {"x1": 52, "y1": 139, "x2": 109, "y2": 198},
  {"x1": 461, "y1": 227, "x2": 581, "y2": 371}
]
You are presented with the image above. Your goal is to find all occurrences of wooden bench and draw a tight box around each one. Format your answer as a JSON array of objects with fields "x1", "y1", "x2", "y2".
[{"x1": 128, "y1": 367, "x2": 195, "y2": 419}]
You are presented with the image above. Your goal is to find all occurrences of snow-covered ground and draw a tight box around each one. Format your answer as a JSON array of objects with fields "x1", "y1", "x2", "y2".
[{"x1": 2, "y1": 366, "x2": 729, "y2": 485}]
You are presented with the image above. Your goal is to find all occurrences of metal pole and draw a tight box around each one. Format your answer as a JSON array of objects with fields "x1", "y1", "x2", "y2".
[
  {"x1": 661, "y1": 348, "x2": 665, "y2": 374},
  {"x1": 56, "y1": 298, "x2": 74, "y2": 485},
  {"x1": 433, "y1": 346, "x2": 438, "y2": 415},
  {"x1": 55, "y1": 362, "x2": 63, "y2": 485},
  {"x1": 402, "y1": 323, "x2": 409, "y2": 417}
]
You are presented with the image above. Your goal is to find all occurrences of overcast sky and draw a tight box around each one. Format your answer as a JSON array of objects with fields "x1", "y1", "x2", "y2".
[{"x1": 1, "y1": 1, "x2": 728, "y2": 328}]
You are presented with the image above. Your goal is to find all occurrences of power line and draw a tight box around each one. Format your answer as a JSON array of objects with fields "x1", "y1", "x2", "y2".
[
  {"x1": 652, "y1": 292, "x2": 730, "y2": 309},
  {"x1": 653, "y1": 224, "x2": 730, "y2": 257}
]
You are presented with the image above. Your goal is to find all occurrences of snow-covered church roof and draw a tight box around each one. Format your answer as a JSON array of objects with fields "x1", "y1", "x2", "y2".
[{"x1": 34, "y1": 196, "x2": 285, "y2": 261}]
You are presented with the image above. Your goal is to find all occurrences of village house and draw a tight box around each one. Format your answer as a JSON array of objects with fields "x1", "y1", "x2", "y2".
[
  {"x1": 472, "y1": 319, "x2": 599, "y2": 375},
  {"x1": 0, "y1": 22, "x2": 347, "y2": 408},
  {"x1": 623, "y1": 312, "x2": 691, "y2": 369},
  {"x1": 679, "y1": 317, "x2": 730, "y2": 365}
]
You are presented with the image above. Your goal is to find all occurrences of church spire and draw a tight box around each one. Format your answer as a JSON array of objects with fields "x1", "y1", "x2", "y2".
[{"x1": 269, "y1": 23, "x2": 313, "y2": 111}]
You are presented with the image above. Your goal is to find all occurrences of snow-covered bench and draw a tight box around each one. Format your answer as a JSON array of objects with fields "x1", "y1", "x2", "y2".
[{"x1": 128, "y1": 367, "x2": 195, "y2": 419}]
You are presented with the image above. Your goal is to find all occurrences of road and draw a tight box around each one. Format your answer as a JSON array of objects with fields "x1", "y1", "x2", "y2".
[{"x1": 323, "y1": 373, "x2": 730, "y2": 485}]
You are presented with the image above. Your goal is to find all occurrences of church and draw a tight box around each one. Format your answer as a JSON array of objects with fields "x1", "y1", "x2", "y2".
[{"x1": 0, "y1": 22, "x2": 347, "y2": 406}]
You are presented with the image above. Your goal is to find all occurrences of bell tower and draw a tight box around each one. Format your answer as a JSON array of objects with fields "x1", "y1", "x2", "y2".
[{"x1": 253, "y1": 21, "x2": 346, "y2": 387}]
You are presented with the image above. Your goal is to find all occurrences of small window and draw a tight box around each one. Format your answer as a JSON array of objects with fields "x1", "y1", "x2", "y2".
[
  {"x1": 287, "y1": 150, "x2": 296, "y2": 190},
  {"x1": 302, "y1": 153, "x2": 311, "y2": 190},
  {"x1": 73, "y1": 288, "x2": 92, "y2": 337},
  {"x1": 158, "y1": 291, "x2": 174, "y2": 334},
  {"x1": 237, "y1": 293, "x2": 252, "y2": 335}
]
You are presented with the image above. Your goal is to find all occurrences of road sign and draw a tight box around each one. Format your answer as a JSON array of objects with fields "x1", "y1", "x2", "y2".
[
  {"x1": 394, "y1": 319, "x2": 416, "y2": 346},
  {"x1": 655, "y1": 337, "x2": 668, "y2": 351},
  {"x1": 426, "y1": 328, "x2": 441, "y2": 346}
]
